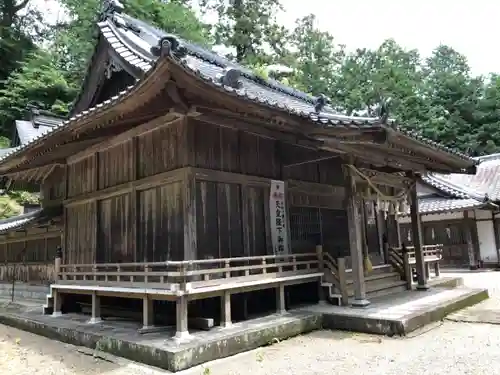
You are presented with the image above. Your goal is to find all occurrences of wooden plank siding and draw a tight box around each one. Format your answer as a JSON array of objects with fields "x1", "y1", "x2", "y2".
[
  {"x1": 62, "y1": 116, "x2": 350, "y2": 265},
  {"x1": 400, "y1": 219, "x2": 478, "y2": 267},
  {"x1": 0, "y1": 233, "x2": 61, "y2": 284}
]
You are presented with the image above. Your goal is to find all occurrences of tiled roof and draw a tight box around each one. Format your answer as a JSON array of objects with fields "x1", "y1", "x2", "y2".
[
  {"x1": 0, "y1": 205, "x2": 62, "y2": 234},
  {"x1": 0, "y1": 209, "x2": 43, "y2": 234},
  {"x1": 15, "y1": 120, "x2": 55, "y2": 146},
  {"x1": 0, "y1": 2, "x2": 476, "y2": 171},
  {"x1": 400, "y1": 197, "x2": 496, "y2": 216},
  {"x1": 424, "y1": 153, "x2": 500, "y2": 201},
  {"x1": 98, "y1": 13, "x2": 383, "y2": 129}
]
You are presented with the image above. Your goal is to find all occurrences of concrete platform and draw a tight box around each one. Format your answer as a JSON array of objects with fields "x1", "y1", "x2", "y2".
[
  {"x1": 0, "y1": 283, "x2": 488, "y2": 372},
  {"x1": 302, "y1": 286, "x2": 488, "y2": 336},
  {"x1": 0, "y1": 309, "x2": 321, "y2": 372}
]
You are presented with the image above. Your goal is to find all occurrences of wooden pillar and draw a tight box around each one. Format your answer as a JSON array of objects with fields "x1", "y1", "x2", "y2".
[
  {"x1": 343, "y1": 164, "x2": 369, "y2": 307},
  {"x1": 387, "y1": 213, "x2": 401, "y2": 248},
  {"x1": 464, "y1": 211, "x2": 477, "y2": 270},
  {"x1": 183, "y1": 168, "x2": 197, "y2": 261},
  {"x1": 409, "y1": 178, "x2": 428, "y2": 290},
  {"x1": 276, "y1": 283, "x2": 286, "y2": 314},
  {"x1": 54, "y1": 246, "x2": 62, "y2": 281},
  {"x1": 88, "y1": 291, "x2": 102, "y2": 324},
  {"x1": 142, "y1": 296, "x2": 154, "y2": 328},
  {"x1": 360, "y1": 200, "x2": 369, "y2": 269},
  {"x1": 220, "y1": 291, "x2": 232, "y2": 328},
  {"x1": 52, "y1": 289, "x2": 63, "y2": 317},
  {"x1": 375, "y1": 207, "x2": 386, "y2": 263},
  {"x1": 175, "y1": 296, "x2": 190, "y2": 340}
]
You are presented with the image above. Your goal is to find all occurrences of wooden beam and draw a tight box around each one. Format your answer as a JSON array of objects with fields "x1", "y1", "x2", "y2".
[
  {"x1": 320, "y1": 143, "x2": 428, "y2": 172},
  {"x1": 3, "y1": 160, "x2": 66, "y2": 179},
  {"x1": 0, "y1": 230, "x2": 61, "y2": 245},
  {"x1": 310, "y1": 129, "x2": 388, "y2": 144},
  {"x1": 196, "y1": 112, "x2": 322, "y2": 149},
  {"x1": 64, "y1": 167, "x2": 186, "y2": 206},
  {"x1": 193, "y1": 167, "x2": 271, "y2": 186},
  {"x1": 283, "y1": 152, "x2": 339, "y2": 168},
  {"x1": 68, "y1": 113, "x2": 183, "y2": 164},
  {"x1": 353, "y1": 168, "x2": 412, "y2": 189}
]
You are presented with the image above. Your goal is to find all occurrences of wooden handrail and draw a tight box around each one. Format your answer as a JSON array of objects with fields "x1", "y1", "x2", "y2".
[
  {"x1": 321, "y1": 252, "x2": 348, "y2": 305},
  {"x1": 58, "y1": 253, "x2": 320, "y2": 292}
]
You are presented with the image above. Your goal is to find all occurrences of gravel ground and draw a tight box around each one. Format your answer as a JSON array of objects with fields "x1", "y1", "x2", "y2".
[{"x1": 1, "y1": 271, "x2": 499, "y2": 375}]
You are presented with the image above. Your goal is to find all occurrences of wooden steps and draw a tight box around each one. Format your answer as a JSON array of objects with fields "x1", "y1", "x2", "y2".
[{"x1": 322, "y1": 264, "x2": 407, "y2": 305}]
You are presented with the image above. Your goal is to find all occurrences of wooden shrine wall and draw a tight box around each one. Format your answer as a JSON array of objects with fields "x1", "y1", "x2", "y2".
[
  {"x1": 0, "y1": 229, "x2": 61, "y2": 284},
  {"x1": 189, "y1": 119, "x2": 348, "y2": 260},
  {"x1": 64, "y1": 117, "x2": 188, "y2": 264},
  {"x1": 62, "y1": 116, "x2": 351, "y2": 264}
]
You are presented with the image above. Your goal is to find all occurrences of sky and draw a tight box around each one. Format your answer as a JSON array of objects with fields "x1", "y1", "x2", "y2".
[{"x1": 35, "y1": 0, "x2": 499, "y2": 77}]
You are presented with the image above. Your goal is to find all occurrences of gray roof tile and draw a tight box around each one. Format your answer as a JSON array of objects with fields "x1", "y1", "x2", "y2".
[
  {"x1": 400, "y1": 197, "x2": 495, "y2": 216},
  {"x1": 424, "y1": 153, "x2": 500, "y2": 201}
]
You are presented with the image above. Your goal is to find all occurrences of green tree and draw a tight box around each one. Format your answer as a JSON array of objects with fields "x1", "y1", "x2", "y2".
[
  {"x1": 198, "y1": 0, "x2": 287, "y2": 64},
  {"x1": 420, "y1": 45, "x2": 483, "y2": 152},
  {"x1": 0, "y1": 0, "x2": 42, "y2": 91},
  {"x1": 335, "y1": 39, "x2": 423, "y2": 120},
  {"x1": 0, "y1": 50, "x2": 77, "y2": 136},
  {"x1": 280, "y1": 14, "x2": 344, "y2": 98}
]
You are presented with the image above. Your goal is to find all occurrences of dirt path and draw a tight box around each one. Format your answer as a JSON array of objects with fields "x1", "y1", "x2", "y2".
[{"x1": 1, "y1": 271, "x2": 499, "y2": 375}]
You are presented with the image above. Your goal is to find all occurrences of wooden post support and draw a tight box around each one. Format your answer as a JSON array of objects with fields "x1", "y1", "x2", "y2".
[
  {"x1": 88, "y1": 291, "x2": 102, "y2": 324},
  {"x1": 434, "y1": 261, "x2": 440, "y2": 277},
  {"x1": 408, "y1": 176, "x2": 428, "y2": 290},
  {"x1": 402, "y1": 250, "x2": 412, "y2": 290},
  {"x1": 464, "y1": 211, "x2": 477, "y2": 270},
  {"x1": 337, "y1": 257, "x2": 349, "y2": 306},
  {"x1": 54, "y1": 246, "x2": 62, "y2": 281},
  {"x1": 142, "y1": 296, "x2": 154, "y2": 329},
  {"x1": 343, "y1": 164, "x2": 370, "y2": 307},
  {"x1": 51, "y1": 289, "x2": 63, "y2": 317},
  {"x1": 276, "y1": 283, "x2": 286, "y2": 314},
  {"x1": 316, "y1": 245, "x2": 327, "y2": 303},
  {"x1": 220, "y1": 291, "x2": 232, "y2": 328},
  {"x1": 175, "y1": 296, "x2": 190, "y2": 340}
]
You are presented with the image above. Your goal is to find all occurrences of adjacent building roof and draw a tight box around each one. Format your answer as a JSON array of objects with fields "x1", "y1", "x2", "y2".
[
  {"x1": 400, "y1": 153, "x2": 500, "y2": 216},
  {"x1": 424, "y1": 153, "x2": 500, "y2": 201},
  {"x1": 0, "y1": 205, "x2": 62, "y2": 235}
]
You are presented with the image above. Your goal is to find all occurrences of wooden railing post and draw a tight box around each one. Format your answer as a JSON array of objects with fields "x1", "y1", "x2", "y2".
[
  {"x1": 316, "y1": 245, "x2": 324, "y2": 273},
  {"x1": 337, "y1": 257, "x2": 348, "y2": 306},
  {"x1": 402, "y1": 250, "x2": 412, "y2": 290},
  {"x1": 179, "y1": 263, "x2": 188, "y2": 292},
  {"x1": 145, "y1": 265, "x2": 151, "y2": 284},
  {"x1": 54, "y1": 246, "x2": 62, "y2": 282}
]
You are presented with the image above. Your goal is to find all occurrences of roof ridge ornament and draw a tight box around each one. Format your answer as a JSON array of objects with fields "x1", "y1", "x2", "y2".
[
  {"x1": 377, "y1": 97, "x2": 392, "y2": 125},
  {"x1": 218, "y1": 68, "x2": 243, "y2": 89},
  {"x1": 313, "y1": 94, "x2": 329, "y2": 113},
  {"x1": 151, "y1": 36, "x2": 187, "y2": 59},
  {"x1": 101, "y1": 0, "x2": 124, "y2": 20}
]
